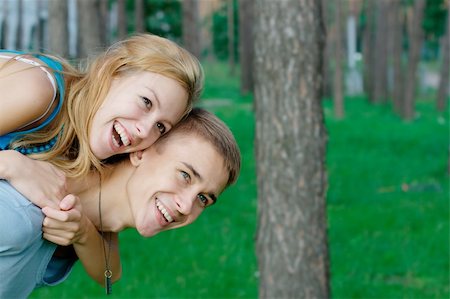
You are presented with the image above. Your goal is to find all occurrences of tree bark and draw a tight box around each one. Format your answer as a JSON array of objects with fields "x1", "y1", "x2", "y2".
[
  {"x1": 99, "y1": 0, "x2": 110, "y2": 47},
  {"x1": 333, "y1": 0, "x2": 344, "y2": 118},
  {"x1": 254, "y1": 1, "x2": 329, "y2": 298},
  {"x1": 77, "y1": 0, "x2": 103, "y2": 59},
  {"x1": 402, "y1": 0, "x2": 425, "y2": 120},
  {"x1": 372, "y1": 0, "x2": 389, "y2": 103},
  {"x1": 182, "y1": 0, "x2": 201, "y2": 59},
  {"x1": 0, "y1": 0, "x2": 9, "y2": 49},
  {"x1": 362, "y1": 0, "x2": 376, "y2": 101},
  {"x1": 321, "y1": 0, "x2": 332, "y2": 99},
  {"x1": 48, "y1": 0, "x2": 69, "y2": 57},
  {"x1": 117, "y1": 0, "x2": 127, "y2": 39},
  {"x1": 15, "y1": 0, "x2": 23, "y2": 50},
  {"x1": 227, "y1": 0, "x2": 235, "y2": 75},
  {"x1": 390, "y1": 0, "x2": 404, "y2": 114},
  {"x1": 436, "y1": 11, "x2": 449, "y2": 112},
  {"x1": 135, "y1": 0, "x2": 145, "y2": 33},
  {"x1": 238, "y1": 0, "x2": 254, "y2": 95}
]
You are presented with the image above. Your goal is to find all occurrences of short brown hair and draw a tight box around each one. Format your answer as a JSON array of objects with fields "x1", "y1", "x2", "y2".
[{"x1": 156, "y1": 108, "x2": 241, "y2": 187}]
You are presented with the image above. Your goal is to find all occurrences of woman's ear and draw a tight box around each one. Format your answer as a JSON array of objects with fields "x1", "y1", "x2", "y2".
[{"x1": 129, "y1": 150, "x2": 144, "y2": 166}]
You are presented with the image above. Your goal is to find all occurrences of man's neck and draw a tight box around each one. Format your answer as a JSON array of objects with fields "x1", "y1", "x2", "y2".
[{"x1": 66, "y1": 162, "x2": 134, "y2": 232}]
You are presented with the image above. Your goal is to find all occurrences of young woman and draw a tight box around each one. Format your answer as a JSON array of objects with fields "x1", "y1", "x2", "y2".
[
  {"x1": 0, "y1": 33, "x2": 203, "y2": 286},
  {"x1": 0, "y1": 33, "x2": 203, "y2": 207}
]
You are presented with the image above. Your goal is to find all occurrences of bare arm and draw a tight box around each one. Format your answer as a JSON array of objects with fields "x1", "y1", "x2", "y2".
[
  {"x1": 0, "y1": 150, "x2": 67, "y2": 209},
  {"x1": 0, "y1": 58, "x2": 55, "y2": 135},
  {"x1": 0, "y1": 57, "x2": 67, "y2": 208},
  {"x1": 42, "y1": 195, "x2": 122, "y2": 284}
]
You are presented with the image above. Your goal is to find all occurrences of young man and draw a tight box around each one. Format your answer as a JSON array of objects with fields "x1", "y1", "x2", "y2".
[{"x1": 0, "y1": 108, "x2": 241, "y2": 298}]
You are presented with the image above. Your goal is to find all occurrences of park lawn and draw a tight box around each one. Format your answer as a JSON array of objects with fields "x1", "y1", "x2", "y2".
[
  {"x1": 325, "y1": 98, "x2": 449, "y2": 298},
  {"x1": 31, "y1": 63, "x2": 448, "y2": 298}
]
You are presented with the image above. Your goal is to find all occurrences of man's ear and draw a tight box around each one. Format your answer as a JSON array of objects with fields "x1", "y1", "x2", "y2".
[{"x1": 129, "y1": 150, "x2": 144, "y2": 166}]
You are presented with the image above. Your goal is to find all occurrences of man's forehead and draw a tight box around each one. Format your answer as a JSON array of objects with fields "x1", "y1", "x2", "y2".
[{"x1": 155, "y1": 132, "x2": 204, "y2": 152}]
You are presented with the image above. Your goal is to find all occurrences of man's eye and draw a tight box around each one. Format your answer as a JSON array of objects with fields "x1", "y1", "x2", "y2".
[
  {"x1": 156, "y1": 122, "x2": 166, "y2": 135},
  {"x1": 197, "y1": 194, "x2": 209, "y2": 207},
  {"x1": 142, "y1": 97, "x2": 152, "y2": 109}
]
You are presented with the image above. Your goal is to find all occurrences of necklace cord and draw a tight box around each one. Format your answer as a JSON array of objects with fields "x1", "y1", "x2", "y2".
[{"x1": 98, "y1": 173, "x2": 113, "y2": 294}]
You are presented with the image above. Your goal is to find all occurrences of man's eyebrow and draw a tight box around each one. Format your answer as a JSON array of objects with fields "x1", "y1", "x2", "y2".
[{"x1": 182, "y1": 162, "x2": 202, "y2": 180}]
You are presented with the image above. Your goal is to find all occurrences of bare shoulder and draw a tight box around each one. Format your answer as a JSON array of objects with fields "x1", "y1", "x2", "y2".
[{"x1": 0, "y1": 56, "x2": 56, "y2": 135}]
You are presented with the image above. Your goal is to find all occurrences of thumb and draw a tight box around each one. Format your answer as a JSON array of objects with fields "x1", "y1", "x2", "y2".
[{"x1": 59, "y1": 194, "x2": 77, "y2": 211}]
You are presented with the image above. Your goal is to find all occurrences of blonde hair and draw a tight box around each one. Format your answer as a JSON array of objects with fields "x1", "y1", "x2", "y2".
[{"x1": 11, "y1": 34, "x2": 204, "y2": 177}]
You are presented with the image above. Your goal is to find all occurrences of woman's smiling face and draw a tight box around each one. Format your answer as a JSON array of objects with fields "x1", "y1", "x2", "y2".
[{"x1": 89, "y1": 71, "x2": 188, "y2": 160}]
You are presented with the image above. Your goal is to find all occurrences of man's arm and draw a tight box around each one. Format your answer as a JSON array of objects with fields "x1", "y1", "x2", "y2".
[{"x1": 41, "y1": 195, "x2": 122, "y2": 285}]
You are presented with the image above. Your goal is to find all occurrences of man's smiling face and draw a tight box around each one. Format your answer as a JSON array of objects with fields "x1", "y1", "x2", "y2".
[{"x1": 126, "y1": 134, "x2": 229, "y2": 237}]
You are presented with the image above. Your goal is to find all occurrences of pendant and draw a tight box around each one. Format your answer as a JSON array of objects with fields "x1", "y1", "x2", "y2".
[{"x1": 105, "y1": 270, "x2": 113, "y2": 295}]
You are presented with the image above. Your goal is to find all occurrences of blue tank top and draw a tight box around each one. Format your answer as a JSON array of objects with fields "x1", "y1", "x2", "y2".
[{"x1": 0, "y1": 50, "x2": 65, "y2": 153}]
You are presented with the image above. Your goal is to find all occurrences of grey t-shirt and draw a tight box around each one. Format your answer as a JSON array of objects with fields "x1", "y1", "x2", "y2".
[{"x1": 0, "y1": 180, "x2": 76, "y2": 298}]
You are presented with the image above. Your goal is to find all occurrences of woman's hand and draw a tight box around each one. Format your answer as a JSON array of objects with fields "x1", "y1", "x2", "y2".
[
  {"x1": 42, "y1": 194, "x2": 123, "y2": 284},
  {"x1": 1, "y1": 150, "x2": 67, "y2": 209},
  {"x1": 41, "y1": 194, "x2": 92, "y2": 246}
]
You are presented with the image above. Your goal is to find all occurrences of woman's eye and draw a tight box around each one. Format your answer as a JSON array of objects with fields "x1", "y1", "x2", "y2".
[
  {"x1": 156, "y1": 122, "x2": 166, "y2": 135},
  {"x1": 142, "y1": 97, "x2": 152, "y2": 109},
  {"x1": 181, "y1": 171, "x2": 190, "y2": 182},
  {"x1": 197, "y1": 194, "x2": 209, "y2": 207}
]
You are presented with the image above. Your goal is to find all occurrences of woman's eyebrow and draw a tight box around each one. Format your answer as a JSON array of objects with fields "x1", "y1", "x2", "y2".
[{"x1": 144, "y1": 87, "x2": 160, "y2": 107}]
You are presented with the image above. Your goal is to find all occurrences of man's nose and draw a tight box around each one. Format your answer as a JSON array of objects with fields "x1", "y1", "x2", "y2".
[{"x1": 176, "y1": 192, "x2": 197, "y2": 215}]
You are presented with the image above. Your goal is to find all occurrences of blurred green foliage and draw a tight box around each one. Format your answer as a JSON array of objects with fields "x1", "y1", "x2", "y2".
[
  {"x1": 358, "y1": 0, "x2": 448, "y2": 58},
  {"x1": 423, "y1": 0, "x2": 448, "y2": 59},
  {"x1": 144, "y1": 0, "x2": 182, "y2": 43},
  {"x1": 212, "y1": 0, "x2": 239, "y2": 61}
]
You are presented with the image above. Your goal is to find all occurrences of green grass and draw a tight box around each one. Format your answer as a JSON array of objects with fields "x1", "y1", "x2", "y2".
[
  {"x1": 324, "y1": 97, "x2": 449, "y2": 298},
  {"x1": 31, "y1": 63, "x2": 448, "y2": 298}
]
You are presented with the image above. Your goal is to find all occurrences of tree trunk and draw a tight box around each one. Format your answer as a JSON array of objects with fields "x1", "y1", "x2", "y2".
[
  {"x1": 402, "y1": 0, "x2": 425, "y2": 120},
  {"x1": 0, "y1": 0, "x2": 9, "y2": 49},
  {"x1": 227, "y1": 0, "x2": 235, "y2": 75},
  {"x1": 135, "y1": 0, "x2": 145, "y2": 33},
  {"x1": 77, "y1": 0, "x2": 103, "y2": 59},
  {"x1": 436, "y1": 11, "x2": 449, "y2": 112},
  {"x1": 182, "y1": 0, "x2": 201, "y2": 59},
  {"x1": 117, "y1": 0, "x2": 127, "y2": 39},
  {"x1": 333, "y1": 0, "x2": 344, "y2": 118},
  {"x1": 321, "y1": 0, "x2": 332, "y2": 99},
  {"x1": 99, "y1": 0, "x2": 110, "y2": 47},
  {"x1": 362, "y1": 0, "x2": 376, "y2": 101},
  {"x1": 15, "y1": 0, "x2": 23, "y2": 50},
  {"x1": 390, "y1": 0, "x2": 404, "y2": 114},
  {"x1": 372, "y1": 0, "x2": 389, "y2": 103},
  {"x1": 254, "y1": 1, "x2": 329, "y2": 298},
  {"x1": 239, "y1": 0, "x2": 254, "y2": 94},
  {"x1": 48, "y1": 0, "x2": 69, "y2": 57},
  {"x1": 202, "y1": 1, "x2": 216, "y2": 62}
]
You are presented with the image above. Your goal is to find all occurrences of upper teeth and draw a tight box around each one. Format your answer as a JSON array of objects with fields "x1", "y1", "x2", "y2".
[
  {"x1": 156, "y1": 199, "x2": 173, "y2": 223},
  {"x1": 113, "y1": 123, "x2": 130, "y2": 146}
]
